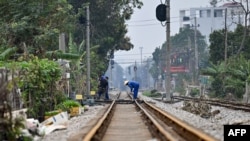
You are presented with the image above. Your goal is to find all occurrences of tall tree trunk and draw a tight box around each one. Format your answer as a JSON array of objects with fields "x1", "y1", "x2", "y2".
[
  {"x1": 235, "y1": 0, "x2": 249, "y2": 55},
  {"x1": 243, "y1": 81, "x2": 250, "y2": 103}
]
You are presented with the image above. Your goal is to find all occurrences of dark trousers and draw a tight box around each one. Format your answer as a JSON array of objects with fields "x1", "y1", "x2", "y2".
[{"x1": 98, "y1": 87, "x2": 109, "y2": 100}]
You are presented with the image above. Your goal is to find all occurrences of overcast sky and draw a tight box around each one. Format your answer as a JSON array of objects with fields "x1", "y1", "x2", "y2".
[{"x1": 114, "y1": 0, "x2": 226, "y2": 68}]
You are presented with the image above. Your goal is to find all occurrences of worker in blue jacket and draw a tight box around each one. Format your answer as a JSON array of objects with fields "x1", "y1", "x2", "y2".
[{"x1": 124, "y1": 80, "x2": 140, "y2": 99}]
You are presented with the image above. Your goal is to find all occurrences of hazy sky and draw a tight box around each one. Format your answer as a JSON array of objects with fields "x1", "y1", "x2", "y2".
[{"x1": 114, "y1": 0, "x2": 225, "y2": 68}]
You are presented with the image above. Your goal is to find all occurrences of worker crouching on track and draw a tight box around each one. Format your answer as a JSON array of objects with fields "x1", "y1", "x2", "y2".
[
  {"x1": 97, "y1": 75, "x2": 109, "y2": 100},
  {"x1": 124, "y1": 80, "x2": 140, "y2": 100}
]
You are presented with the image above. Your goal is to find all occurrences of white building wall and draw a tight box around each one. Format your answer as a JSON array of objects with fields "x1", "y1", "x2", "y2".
[{"x1": 179, "y1": 4, "x2": 244, "y2": 44}]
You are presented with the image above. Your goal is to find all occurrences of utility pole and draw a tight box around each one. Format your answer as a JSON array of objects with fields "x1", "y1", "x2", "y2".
[
  {"x1": 194, "y1": 17, "x2": 198, "y2": 85},
  {"x1": 147, "y1": 58, "x2": 150, "y2": 88},
  {"x1": 224, "y1": 8, "x2": 228, "y2": 63},
  {"x1": 139, "y1": 47, "x2": 143, "y2": 87},
  {"x1": 140, "y1": 47, "x2": 143, "y2": 68},
  {"x1": 134, "y1": 61, "x2": 137, "y2": 81},
  {"x1": 86, "y1": 5, "x2": 90, "y2": 98},
  {"x1": 59, "y1": 33, "x2": 65, "y2": 53},
  {"x1": 164, "y1": 0, "x2": 171, "y2": 101},
  {"x1": 188, "y1": 36, "x2": 192, "y2": 73}
]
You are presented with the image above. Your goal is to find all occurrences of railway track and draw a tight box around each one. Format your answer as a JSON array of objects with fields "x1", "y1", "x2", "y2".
[
  {"x1": 80, "y1": 91, "x2": 218, "y2": 141},
  {"x1": 171, "y1": 96, "x2": 250, "y2": 112}
]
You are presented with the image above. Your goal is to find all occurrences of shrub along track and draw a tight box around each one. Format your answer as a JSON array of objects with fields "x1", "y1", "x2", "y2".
[{"x1": 75, "y1": 92, "x2": 217, "y2": 141}]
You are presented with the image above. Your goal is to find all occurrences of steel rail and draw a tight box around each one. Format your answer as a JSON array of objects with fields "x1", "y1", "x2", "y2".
[
  {"x1": 82, "y1": 94, "x2": 218, "y2": 141},
  {"x1": 82, "y1": 100, "x2": 115, "y2": 141},
  {"x1": 83, "y1": 99, "x2": 182, "y2": 141},
  {"x1": 144, "y1": 101, "x2": 218, "y2": 141},
  {"x1": 115, "y1": 91, "x2": 121, "y2": 99},
  {"x1": 134, "y1": 100, "x2": 179, "y2": 141}
]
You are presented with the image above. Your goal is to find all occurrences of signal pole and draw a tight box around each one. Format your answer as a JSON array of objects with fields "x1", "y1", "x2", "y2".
[{"x1": 165, "y1": 0, "x2": 171, "y2": 101}]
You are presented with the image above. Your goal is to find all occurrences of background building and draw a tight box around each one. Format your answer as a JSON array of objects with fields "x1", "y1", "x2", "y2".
[{"x1": 179, "y1": 2, "x2": 244, "y2": 43}]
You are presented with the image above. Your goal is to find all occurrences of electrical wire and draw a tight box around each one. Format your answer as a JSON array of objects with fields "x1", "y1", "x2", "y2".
[{"x1": 115, "y1": 53, "x2": 153, "y2": 56}]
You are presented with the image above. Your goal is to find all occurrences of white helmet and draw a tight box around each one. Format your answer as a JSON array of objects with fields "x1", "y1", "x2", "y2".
[{"x1": 124, "y1": 80, "x2": 129, "y2": 85}]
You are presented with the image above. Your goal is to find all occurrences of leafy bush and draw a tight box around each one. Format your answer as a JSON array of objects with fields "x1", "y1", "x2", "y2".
[
  {"x1": 142, "y1": 90, "x2": 162, "y2": 97},
  {"x1": 190, "y1": 88, "x2": 200, "y2": 97},
  {"x1": 55, "y1": 100, "x2": 81, "y2": 112},
  {"x1": 150, "y1": 89, "x2": 157, "y2": 94},
  {"x1": 142, "y1": 91, "x2": 151, "y2": 96},
  {"x1": 45, "y1": 110, "x2": 61, "y2": 117},
  {"x1": 2, "y1": 57, "x2": 63, "y2": 119}
]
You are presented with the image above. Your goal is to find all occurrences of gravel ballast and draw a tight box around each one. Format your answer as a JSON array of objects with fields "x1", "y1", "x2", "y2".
[{"x1": 40, "y1": 92, "x2": 250, "y2": 141}]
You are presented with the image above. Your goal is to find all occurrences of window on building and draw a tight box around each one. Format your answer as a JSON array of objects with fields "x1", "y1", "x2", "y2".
[
  {"x1": 183, "y1": 16, "x2": 190, "y2": 21},
  {"x1": 196, "y1": 10, "x2": 199, "y2": 18},
  {"x1": 183, "y1": 24, "x2": 190, "y2": 28},
  {"x1": 207, "y1": 10, "x2": 211, "y2": 17},
  {"x1": 199, "y1": 10, "x2": 206, "y2": 18},
  {"x1": 214, "y1": 9, "x2": 223, "y2": 17}
]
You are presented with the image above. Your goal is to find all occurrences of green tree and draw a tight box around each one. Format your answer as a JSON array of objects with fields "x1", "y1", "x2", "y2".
[
  {"x1": 150, "y1": 47, "x2": 162, "y2": 88},
  {"x1": 202, "y1": 62, "x2": 227, "y2": 98},
  {"x1": 68, "y1": 0, "x2": 143, "y2": 54},
  {"x1": 209, "y1": 25, "x2": 250, "y2": 65},
  {"x1": 150, "y1": 27, "x2": 208, "y2": 90},
  {"x1": 67, "y1": 0, "x2": 143, "y2": 94},
  {"x1": 173, "y1": 27, "x2": 208, "y2": 70},
  {"x1": 0, "y1": 0, "x2": 74, "y2": 55},
  {"x1": 227, "y1": 0, "x2": 250, "y2": 55},
  {"x1": 226, "y1": 56, "x2": 250, "y2": 99},
  {"x1": 0, "y1": 57, "x2": 63, "y2": 120},
  {"x1": 202, "y1": 55, "x2": 250, "y2": 100},
  {"x1": 0, "y1": 0, "x2": 144, "y2": 102},
  {"x1": 209, "y1": 30, "x2": 225, "y2": 64},
  {"x1": 17, "y1": 57, "x2": 63, "y2": 119}
]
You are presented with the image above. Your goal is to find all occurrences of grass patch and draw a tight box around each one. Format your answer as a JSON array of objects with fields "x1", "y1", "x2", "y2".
[{"x1": 142, "y1": 90, "x2": 162, "y2": 98}]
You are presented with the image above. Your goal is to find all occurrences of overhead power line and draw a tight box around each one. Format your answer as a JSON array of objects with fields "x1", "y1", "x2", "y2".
[
  {"x1": 115, "y1": 53, "x2": 152, "y2": 56},
  {"x1": 126, "y1": 13, "x2": 201, "y2": 27}
]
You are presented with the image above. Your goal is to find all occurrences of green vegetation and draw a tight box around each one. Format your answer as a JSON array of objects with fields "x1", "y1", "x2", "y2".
[
  {"x1": 202, "y1": 24, "x2": 250, "y2": 99},
  {"x1": 150, "y1": 27, "x2": 208, "y2": 94},
  {"x1": 0, "y1": 0, "x2": 143, "y2": 92},
  {"x1": 55, "y1": 100, "x2": 81, "y2": 112},
  {"x1": 0, "y1": 71, "x2": 28, "y2": 141},
  {"x1": 150, "y1": 21, "x2": 250, "y2": 101},
  {"x1": 0, "y1": 57, "x2": 66, "y2": 120},
  {"x1": 143, "y1": 89, "x2": 162, "y2": 98},
  {"x1": 45, "y1": 110, "x2": 62, "y2": 117},
  {"x1": 189, "y1": 88, "x2": 200, "y2": 97},
  {"x1": 0, "y1": 0, "x2": 143, "y2": 140},
  {"x1": 0, "y1": 1, "x2": 144, "y2": 138}
]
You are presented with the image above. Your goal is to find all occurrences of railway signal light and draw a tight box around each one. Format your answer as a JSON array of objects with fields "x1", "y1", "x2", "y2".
[
  {"x1": 110, "y1": 60, "x2": 114, "y2": 65},
  {"x1": 156, "y1": 4, "x2": 166, "y2": 22},
  {"x1": 110, "y1": 50, "x2": 114, "y2": 59},
  {"x1": 110, "y1": 59, "x2": 114, "y2": 69}
]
